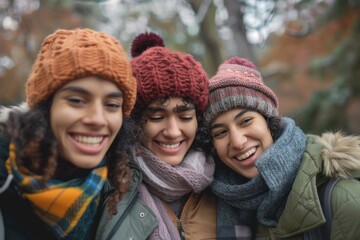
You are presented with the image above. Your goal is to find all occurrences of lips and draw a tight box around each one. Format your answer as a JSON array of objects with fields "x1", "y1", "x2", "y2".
[
  {"x1": 153, "y1": 140, "x2": 185, "y2": 155},
  {"x1": 73, "y1": 134, "x2": 104, "y2": 146},
  {"x1": 158, "y1": 142, "x2": 181, "y2": 149},
  {"x1": 234, "y1": 147, "x2": 257, "y2": 161},
  {"x1": 68, "y1": 133, "x2": 109, "y2": 156}
]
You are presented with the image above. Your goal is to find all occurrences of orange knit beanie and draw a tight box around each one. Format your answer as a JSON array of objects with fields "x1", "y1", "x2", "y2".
[{"x1": 26, "y1": 28, "x2": 137, "y2": 116}]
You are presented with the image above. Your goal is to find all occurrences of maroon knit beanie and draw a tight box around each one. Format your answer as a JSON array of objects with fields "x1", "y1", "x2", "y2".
[
  {"x1": 130, "y1": 32, "x2": 209, "y2": 111},
  {"x1": 204, "y1": 57, "x2": 279, "y2": 124}
]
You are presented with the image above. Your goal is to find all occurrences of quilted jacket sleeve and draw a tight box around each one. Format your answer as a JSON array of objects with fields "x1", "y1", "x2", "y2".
[{"x1": 330, "y1": 178, "x2": 360, "y2": 239}]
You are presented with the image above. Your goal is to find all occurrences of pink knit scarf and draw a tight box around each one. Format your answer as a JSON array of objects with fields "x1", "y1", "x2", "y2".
[
  {"x1": 132, "y1": 146, "x2": 214, "y2": 201},
  {"x1": 132, "y1": 147, "x2": 215, "y2": 240}
]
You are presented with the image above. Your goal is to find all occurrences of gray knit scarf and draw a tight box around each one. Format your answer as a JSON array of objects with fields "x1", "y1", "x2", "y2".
[
  {"x1": 212, "y1": 117, "x2": 307, "y2": 229},
  {"x1": 132, "y1": 146, "x2": 215, "y2": 240}
]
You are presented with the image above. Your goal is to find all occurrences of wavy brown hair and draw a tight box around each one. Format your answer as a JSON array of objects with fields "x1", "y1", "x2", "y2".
[{"x1": 5, "y1": 98, "x2": 135, "y2": 215}]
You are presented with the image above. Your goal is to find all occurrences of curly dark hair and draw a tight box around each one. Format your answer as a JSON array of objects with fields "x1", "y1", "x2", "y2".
[
  {"x1": 5, "y1": 98, "x2": 135, "y2": 215},
  {"x1": 266, "y1": 116, "x2": 284, "y2": 141},
  {"x1": 130, "y1": 97, "x2": 208, "y2": 152}
]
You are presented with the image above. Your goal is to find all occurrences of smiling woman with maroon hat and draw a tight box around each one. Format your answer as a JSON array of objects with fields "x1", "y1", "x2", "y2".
[
  {"x1": 205, "y1": 57, "x2": 360, "y2": 239},
  {"x1": 129, "y1": 32, "x2": 217, "y2": 240},
  {"x1": 0, "y1": 28, "x2": 139, "y2": 239}
]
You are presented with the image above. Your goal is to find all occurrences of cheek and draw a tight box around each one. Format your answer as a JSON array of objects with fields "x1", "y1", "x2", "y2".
[
  {"x1": 50, "y1": 101, "x2": 75, "y2": 126},
  {"x1": 264, "y1": 133, "x2": 274, "y2": 149},
  {"x1": 185, "y1": 120, "x2": 198, "y2": 139},
  {"x1": 259, "y1": 126, "x2": 273, "y2": 147},
  {"x1": 141, "y1": 123, "x2": 157, "y2": 149},
  {"x1": 253, "y1": 129, "x2": 273, "y2": 153},
  {"x1": 109, "y1": 115, "x2": 123, "y2": 134},
  {"x1": 142, "y1": 122, "x2": 155, "y2": 139}
]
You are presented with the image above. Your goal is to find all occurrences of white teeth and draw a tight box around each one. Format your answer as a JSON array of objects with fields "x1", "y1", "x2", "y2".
[
  {"x1": 235, "y1": 147, "x2": 256, "y2": 161},
  {"x1": 73, "y1": 135, "x2": 103, "y2": 146},
  {"x1": 159, "y1": 142, "x2": 180, "y2": 149}
]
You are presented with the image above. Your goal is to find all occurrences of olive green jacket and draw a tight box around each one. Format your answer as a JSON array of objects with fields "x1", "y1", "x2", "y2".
[
  {"x1": 256, "y1": 133, "x2": 360, "y2": 240},
  {"x1": 95, "y1": 168, "x2": 158, "y2": 240}
]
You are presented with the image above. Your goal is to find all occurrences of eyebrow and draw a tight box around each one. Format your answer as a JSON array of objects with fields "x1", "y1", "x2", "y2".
[
  {"x1": 147, "y1": 104, "x2": 195, "y2": 113},
  {"x1": 59, "y1": 86, "x2": 123, "y2": 98},
  {"x1": 175, "y1": 104, "x2": 195, "y2": 112},
  {"x1": 234, "y1": 109, "x2": 249, "y2": 120},
  {"x1": 147, "y1": 106, "x2": 165, "y2": 113},
  {"x1": 210, "y1": 109, "x2": 250, "y2": 130}
]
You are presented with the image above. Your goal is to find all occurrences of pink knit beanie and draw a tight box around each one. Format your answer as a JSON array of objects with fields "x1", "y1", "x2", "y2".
[
  {"x1": 26, "y1": 28, "x2": 137, "y2": 116},
  {"x1": 204, "y1": 57, "x2": 279, "y2": 124},
  {"x1": 130, "y1": 32, "x2": 209, "y2": 111}
]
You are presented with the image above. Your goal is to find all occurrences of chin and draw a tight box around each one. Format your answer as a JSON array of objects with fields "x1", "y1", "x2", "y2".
[
  {"x1": 163, "y1": 157, "x2": 183, "y2": 166},
  {"x1": 71, "y1": 156, "x2": 104, "y2": 169}
]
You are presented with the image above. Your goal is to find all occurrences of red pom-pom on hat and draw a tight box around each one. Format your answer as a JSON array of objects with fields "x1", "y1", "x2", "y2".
[
  {"x1": 224, "y1": 57, "x2": 257, "y2": 70},
  {"x1": 131, "y1": 32, "x2": 165, "y2": 58}
]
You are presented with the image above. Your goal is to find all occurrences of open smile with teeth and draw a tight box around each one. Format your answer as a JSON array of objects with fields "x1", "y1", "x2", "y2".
[
  {"x1": 158, "y1": 142, "x2": 181, "y2": 149},
  {"x1": 235, "y1": 147, "x2": 257, "y2": 161},
  {"x1": 73, "y1": 135, "x2": 104, "y2": 146}
]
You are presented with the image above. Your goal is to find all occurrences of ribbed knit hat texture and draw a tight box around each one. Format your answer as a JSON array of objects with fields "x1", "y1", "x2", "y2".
[
  {"x1": 26, "y1": 28, "x2": 137, "y2": 116},
  {"x1": 130, "y1": 32, "x2": 209, "y2": 111},
  {"x1": 204, "y1": 57, "x2": 279, "y2": 124}
]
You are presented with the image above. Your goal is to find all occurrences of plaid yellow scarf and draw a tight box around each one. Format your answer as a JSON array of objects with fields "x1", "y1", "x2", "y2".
[{"x1": 6, "y1": 144, "x2": 108, "y2": 239}]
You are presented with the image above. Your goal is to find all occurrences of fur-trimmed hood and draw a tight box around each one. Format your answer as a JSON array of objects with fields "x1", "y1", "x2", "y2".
[
  {"x1": 274, "y1": 132, "x2": 360, "y2": 237},
  {"x1": 0, "y1": 102, "x2": 29, "y2": 133},
  {"x1": 319, "y1": 131, "x2": 360, "y2": 178},
  {"x1": 0, "y1": 102, "x2": 29, "y2": 123}
]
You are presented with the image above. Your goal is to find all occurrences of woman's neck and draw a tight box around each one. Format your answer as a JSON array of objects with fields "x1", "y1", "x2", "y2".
[{"x1": 54, "y1": 158, "x2": 90, "y2": 181}]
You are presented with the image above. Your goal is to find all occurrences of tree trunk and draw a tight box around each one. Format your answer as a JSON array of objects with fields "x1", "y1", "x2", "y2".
[{"x1": 223, "y1": 0, "x2": 256, "y2": 64}]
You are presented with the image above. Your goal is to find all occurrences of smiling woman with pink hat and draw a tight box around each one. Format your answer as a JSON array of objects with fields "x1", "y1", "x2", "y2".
[{"x1": 205, "y1": 57, "x2": 360, "y2": 239}]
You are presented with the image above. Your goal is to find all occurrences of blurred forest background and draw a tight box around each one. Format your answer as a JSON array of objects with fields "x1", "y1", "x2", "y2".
[{"x1": 0, "y1": 0, "x2": 359, "y2": 134}]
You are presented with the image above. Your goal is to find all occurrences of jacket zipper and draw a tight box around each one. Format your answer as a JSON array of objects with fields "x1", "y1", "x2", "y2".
[
  {"x1": 164, "y1": 192, "x2": 195, "y2": 240},
  {"x1": 177, "y1": 218, "x2": 186, "y2": 240}
]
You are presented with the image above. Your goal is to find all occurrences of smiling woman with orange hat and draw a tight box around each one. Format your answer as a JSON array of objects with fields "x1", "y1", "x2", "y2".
[{"x1": 0, "y1": 28, "x2": 140, "y2": 239}]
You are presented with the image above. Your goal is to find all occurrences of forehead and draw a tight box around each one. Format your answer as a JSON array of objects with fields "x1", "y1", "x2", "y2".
[
  {"x1": 211, "y1": 108, "x2": 268, "y2": 127},
  {"x1": 212, "y1": 108, "x2": 245, "y2": 122},
  {"x1": 57, "y1": 76, "x2": 122, "y2": 94}
]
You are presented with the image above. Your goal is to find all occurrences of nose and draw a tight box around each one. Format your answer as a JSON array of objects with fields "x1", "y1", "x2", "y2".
[
  {"x1": 229, "y1": 130, "x2": 247, "y2": 149},
  {"x1": 163, "y1": 117, "x2": 181, "y2": 138},
  {"x1": 82, "y1": 103, "x2": 107, "y2": 127}
]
